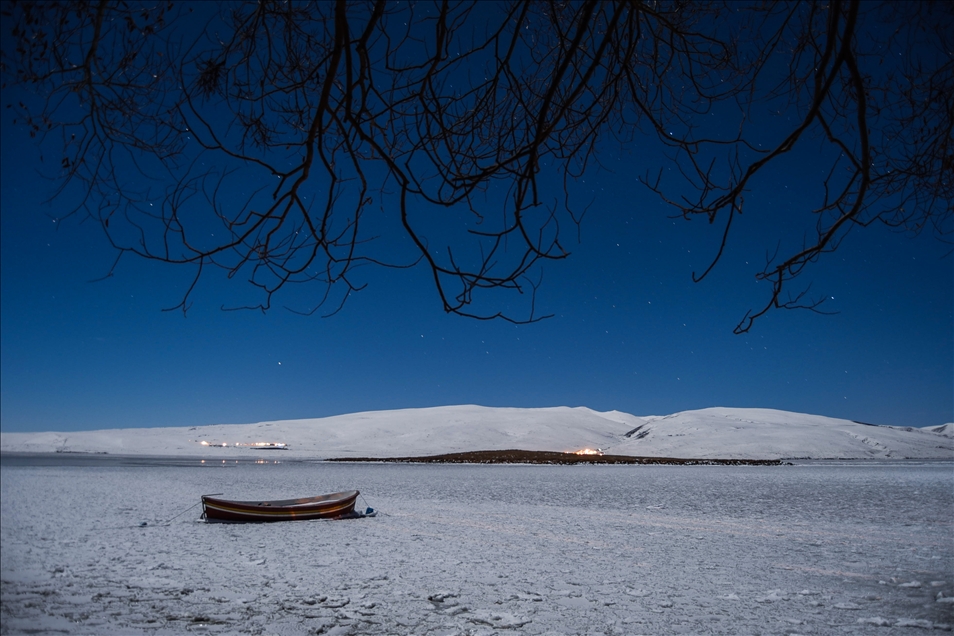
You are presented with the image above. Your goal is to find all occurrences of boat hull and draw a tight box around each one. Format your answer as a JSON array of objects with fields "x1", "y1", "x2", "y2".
[{"x1": 202, "y1": 490, "x2": 359, "y2": 523}]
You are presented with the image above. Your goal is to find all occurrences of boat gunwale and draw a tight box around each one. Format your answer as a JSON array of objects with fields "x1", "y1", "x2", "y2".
[
  {"x1": 201, "y1": 490, "x2": 360, "y2": 522},
  {"x1": 203, "y1": 489, "x2": 358, "y2": 509}
]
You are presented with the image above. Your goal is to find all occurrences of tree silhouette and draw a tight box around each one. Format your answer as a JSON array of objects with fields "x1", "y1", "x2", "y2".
[{"x1": 3, "y1": 0, "x2": 951, "y2": 331}]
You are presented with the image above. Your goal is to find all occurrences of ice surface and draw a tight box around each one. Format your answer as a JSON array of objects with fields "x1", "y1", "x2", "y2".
[
  {"x1": 2, "y1": 457, "x2": 952, "y2": 635},
  {"x1": 1, "y1": 406, "x2": 951, "y2": 460}
]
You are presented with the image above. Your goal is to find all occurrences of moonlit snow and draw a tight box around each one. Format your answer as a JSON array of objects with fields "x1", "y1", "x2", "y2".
[
  {"x1": 1, "y1": 406, "x2": 951, "y2": 460},
  {"x1": 2, "y1": 406, "x2": 952, "y2": 635}
]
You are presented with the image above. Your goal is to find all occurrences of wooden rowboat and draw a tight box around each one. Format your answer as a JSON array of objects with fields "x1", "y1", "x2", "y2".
[{"x1": 201, "y1": 490, "x2": 360, "y2": 523}]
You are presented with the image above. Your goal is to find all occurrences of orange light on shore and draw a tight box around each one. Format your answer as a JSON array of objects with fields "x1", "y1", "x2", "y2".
[{"x1": 574, "y1": 448, "x2": 603, "y2": 456}]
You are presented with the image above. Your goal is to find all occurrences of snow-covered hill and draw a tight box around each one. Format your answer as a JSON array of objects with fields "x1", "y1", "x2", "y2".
[
  {"x1": 609, "y1": 407, "x2": 953, "y2": 459},
  {"x1": 1, "y1": 405, "x2": 951, "y2": 460},
  {"x1": 927, "y1": 423, "x2": 953, "y2": 437}
]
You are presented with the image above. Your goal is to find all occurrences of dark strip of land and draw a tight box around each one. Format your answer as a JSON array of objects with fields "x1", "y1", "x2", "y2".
[{"x1": 328, "y1": 449, "x2": 782, "y2": 466}]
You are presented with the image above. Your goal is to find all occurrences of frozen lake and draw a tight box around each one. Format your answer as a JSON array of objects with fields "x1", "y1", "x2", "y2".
[{"x1": 1, "y1": 455, "x2": 952, "y2": 635}]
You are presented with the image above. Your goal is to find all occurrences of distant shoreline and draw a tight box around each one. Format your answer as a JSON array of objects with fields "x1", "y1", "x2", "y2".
[
  {"x1": 4, "y1": 450, "x2": 949, "y2": 466},
  {"x1": 327, "y1": 449, "x2": 785, "y2": 466}
]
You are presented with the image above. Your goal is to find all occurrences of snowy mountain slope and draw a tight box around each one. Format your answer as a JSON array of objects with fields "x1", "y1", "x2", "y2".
[
  {"x1": 926, "y1": 423, "x2": 953, "y2": 438},
  {"x1": 607, "y1": 407, "x2": 954, "y2": 460},
  {"x1": 0, "y1": 405, "x2": 636, "y2": 459},
  {"x1": 0, "y1": 405, "x2": 950, "y2": 460}
]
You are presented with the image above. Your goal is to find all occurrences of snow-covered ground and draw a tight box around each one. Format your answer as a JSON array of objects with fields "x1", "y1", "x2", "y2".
[
  {"x1": 1, "y1": 456, "x2": 952, "y2": 635},
  {"x1": 1, "y1": 406, "x2": 951, "y2": 460}
]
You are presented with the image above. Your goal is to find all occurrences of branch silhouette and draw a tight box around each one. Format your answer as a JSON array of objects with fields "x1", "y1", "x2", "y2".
[{"x1": 3, "y1": 0, "x2": 950, "y2": 329}]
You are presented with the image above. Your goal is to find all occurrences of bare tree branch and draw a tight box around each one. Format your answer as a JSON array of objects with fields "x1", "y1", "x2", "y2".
[{"x1": 2, "y1": 0, "x2": 950, "y2": 328}]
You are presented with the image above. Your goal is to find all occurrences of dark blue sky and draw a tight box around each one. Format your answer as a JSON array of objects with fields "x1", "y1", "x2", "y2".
[
  {"x1": 1, "y1": 4, "x2": 951, "y2": 433},
  {"x1": 2, "y1": 105, "x2": 950, "y2": 432}
]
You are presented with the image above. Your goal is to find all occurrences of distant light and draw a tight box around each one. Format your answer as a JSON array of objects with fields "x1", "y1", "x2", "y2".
[{"x1": 574, "y1": 448, "x2": 603, "y2": 456}]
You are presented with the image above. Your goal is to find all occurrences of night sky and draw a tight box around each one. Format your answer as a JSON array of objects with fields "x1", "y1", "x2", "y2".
[{"x1": 1, "y1": 6, "x2": 951, "y2": 433}]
